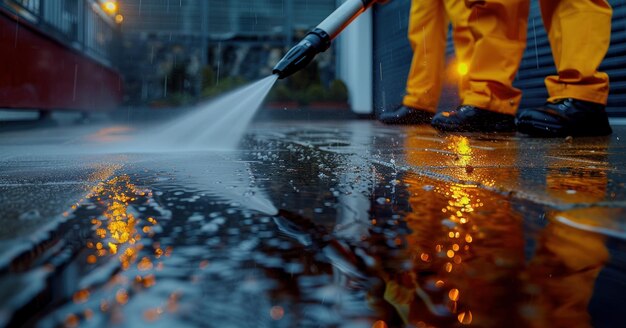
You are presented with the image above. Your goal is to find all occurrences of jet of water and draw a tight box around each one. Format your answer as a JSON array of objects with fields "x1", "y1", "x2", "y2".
[{"x1": 138, "y1": 75, "x2": 278, "y2": 152}]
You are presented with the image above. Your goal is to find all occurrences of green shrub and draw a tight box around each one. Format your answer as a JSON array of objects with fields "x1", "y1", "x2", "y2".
[
  {"x1": 201, "y1": 76, "x2": 248, "y2": 98},
  {"x1": 305, "y1": 84, "x2": 327, "y2": 103},
  {"x1": 266, "y1": 83, "x2": 296, "y2": 102},
  {"x1": 327, "y1": 79, "x2": 348, "y2": 102},
  {"x1": 167, "y1": 92, "x2": 193, "y2": 106}
]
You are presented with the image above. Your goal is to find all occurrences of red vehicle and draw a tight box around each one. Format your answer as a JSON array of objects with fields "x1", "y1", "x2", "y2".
[{"x1": 0, "y1": 0, "x2": 122, "y2": 117}]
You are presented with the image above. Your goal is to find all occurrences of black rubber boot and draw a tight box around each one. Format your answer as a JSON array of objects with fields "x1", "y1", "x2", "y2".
[
  {"x1": 378, "y1": 105, "x2": 434, "y2": 125},
  {"x1": 516, "y1": 98, "x2": 612, "y2": 137},
  {"x1": 431, "y1": 105, "x2": 516, "y2": 132}
]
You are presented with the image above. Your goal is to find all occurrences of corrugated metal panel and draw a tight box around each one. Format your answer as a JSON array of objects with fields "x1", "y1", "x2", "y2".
[
  {"x1": 372, "y1": 0, "x2": 412, "y2": 113},
  {"x1": 373, "y1": 0, "x2": 626, "y2": 117}
]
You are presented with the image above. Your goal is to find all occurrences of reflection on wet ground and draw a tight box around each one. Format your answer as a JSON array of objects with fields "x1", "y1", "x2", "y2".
[{"x1": 0, "y1": 121, "x2": 625, "y2": 327}]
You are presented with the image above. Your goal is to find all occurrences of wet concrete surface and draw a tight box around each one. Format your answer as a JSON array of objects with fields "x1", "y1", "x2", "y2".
[{"x1": 1, "y1": 117, "x2": 626, "y2": 327}]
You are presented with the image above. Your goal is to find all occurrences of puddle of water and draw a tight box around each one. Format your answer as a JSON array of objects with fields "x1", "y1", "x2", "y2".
[{"x1": 2, "y1": 123, "x2": 626, "y2": 327}]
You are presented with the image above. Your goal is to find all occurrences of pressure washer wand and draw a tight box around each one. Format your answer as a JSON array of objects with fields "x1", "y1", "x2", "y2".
[{"x1": 272, "y1": 0, "x2": 379, "y2": 79}]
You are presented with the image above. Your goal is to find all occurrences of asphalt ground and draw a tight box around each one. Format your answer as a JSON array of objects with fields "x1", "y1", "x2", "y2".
[{"x1": 1, "y1": 109, "x2": 625, "y2": 327}]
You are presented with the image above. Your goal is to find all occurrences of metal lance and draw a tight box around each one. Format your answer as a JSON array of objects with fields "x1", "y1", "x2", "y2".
[{"x1": 272, "y1": 0, "x2": 378, "y2": 79}]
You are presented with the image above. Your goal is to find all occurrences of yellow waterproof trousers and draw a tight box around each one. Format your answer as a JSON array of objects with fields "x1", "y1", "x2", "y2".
[
  {"x1": 463, "y1": 0, "x2": 530, "y2": 115},
  {"x1": 540, "y1": 0, "x2": 612, "y2": 105},
  {"x1": 462, "y1": 0, "x2": 611, "y2": 113},
  {"x1": 402, "y1": 0, "x2": 473, "y2": 113},
  {"x1": 404, "y1": 0, "x2": 611, "y2": 115}
]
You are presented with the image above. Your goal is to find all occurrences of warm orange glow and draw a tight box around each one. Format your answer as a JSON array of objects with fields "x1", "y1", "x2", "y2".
[
  {"x1": 142, "y1": 274, "x2": 156, "y2": 288},
  {"x1": 449, "y1": 288, "x2": 460, "y2": 301},
  {"x1": 448, "y1": 136, "x2": 473, "y2": 167},
  {"x1": 115, "y1": 14, "x2": 124, "y2": 24},
  {"x1": 116, "y1": 289, "x2": 129, "y2": 305},
  {"x1": 457, "y1": 62, "x2": 469, "y2": 76},
  {"x1": 372, "y1": 320, "x2": 388, "y2": 328},
  {"x1": 103, "y1": 1, "x2": 117, "y2": 14},
  {"x1": 458, "y1": 311, "x2": 473, "y2": 324},
  {"x1": 65, "y1": 314, "x2": 79, "y2": 328},
  {"x1": 73, "y1": 290, "x2": 90, "y2": 304},
  {"x1": 138, "y1": 257, "x2": 154, "y2": 271}
]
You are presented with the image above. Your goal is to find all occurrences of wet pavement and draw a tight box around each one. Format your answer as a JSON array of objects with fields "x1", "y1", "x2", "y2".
[{"x1": 1, "y1": 117, "x2": 626, "y2": 327}]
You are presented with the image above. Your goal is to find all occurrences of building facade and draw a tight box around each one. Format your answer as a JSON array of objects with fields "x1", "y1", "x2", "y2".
[{"x1": 117, "y1": 0, "x2": 338, "y2": 105}]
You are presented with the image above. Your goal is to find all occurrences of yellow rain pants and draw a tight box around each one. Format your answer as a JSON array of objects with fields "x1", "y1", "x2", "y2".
[
  {"x1": 540, "y1": 0, "x2": 612, "y2": 105},
  {"x1": 402, "y1": 0, "x2": 474, "y2": 113},
  {"x1": 462, "y1": 0, "x2": 530, "y2": 115},
  {"x1": 404, "y1": 0, "x2": 611, "y2": 115}
]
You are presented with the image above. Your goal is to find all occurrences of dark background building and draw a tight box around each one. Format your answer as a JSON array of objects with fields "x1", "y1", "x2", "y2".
[{"x1": 117, "y1": 0, "x2": 339, "y2": 106}]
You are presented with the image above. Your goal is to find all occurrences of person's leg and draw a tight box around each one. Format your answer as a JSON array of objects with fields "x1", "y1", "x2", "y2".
[
  {"x1": 516, "y1": 0, "x2": 612, "y2": 137},
  {"x1": 463, "y1": 0, "x2": 529, "y2": 115},
  {"x1": 380, "y1": 0, "x2": 445, "y2": 124},
  {"x1": 542, "y1": 0, "x2": 611, "y2": 104},
  {"x1": 432, "y1": 0, "x2": 530, "y2": 132},
  {"x1": 403, "y1": 0, "x2": 447, "y2": 112},
  {"x1": 447, "y1": 0, "x2": 474, "y2": 103}
]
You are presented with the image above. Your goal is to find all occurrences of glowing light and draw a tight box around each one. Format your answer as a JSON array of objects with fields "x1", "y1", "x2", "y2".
[
  {"x1": 108, "y1": 242, "x2": 118, "y2": 254},
  {"x1": 103, "y1": 1, "x2": 117, "y2": 14},
  {"x1": 372, "y1": 320, "x2": 388, "y2": 328},
  {"x1": 73, "y1": 290, "x2": 90, "y2": 304},
  {"x1": 116, "y1": 289, "x2": 129, "y2": 305},
  {"x1": 115, "y1": 14, "x2": 124, "y2": 24},
  {"x1": 138, "y1": 257, "x2": 154, "y2": 271},
  {"x1": 142, "y1": 274, "x2": 156, "y2": 287},
  {"x1": 449, "y1": 288, "x2": 460, "y2": 301},
  {"x1": 458, "y1": 311, "x2": 473, "y2": 325},
  {"x1": 457, "y1": 62, "x2": 469, "y2": 76}
]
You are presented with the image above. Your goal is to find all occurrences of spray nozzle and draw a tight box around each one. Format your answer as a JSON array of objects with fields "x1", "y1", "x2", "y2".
[{"x1": 273, "y1": 28, "x2": 331, "y2": 79}]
